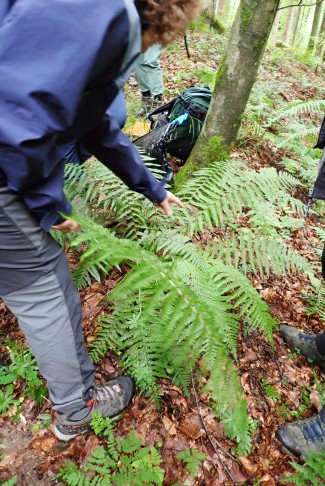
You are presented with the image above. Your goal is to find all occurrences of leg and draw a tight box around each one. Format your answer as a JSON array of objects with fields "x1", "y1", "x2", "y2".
[
  {"x1": 141, "y1": 43, "x2": 164, "y2": 99},
  {"x1": 0, "y1": 187, "x2": 94, "y2": 413},
  {"x1": 134, "y1": 52, "x2": 151, "y2": 94},
  {"x1": 0, "y1": 187, "x2": 135, "y2": 441}
]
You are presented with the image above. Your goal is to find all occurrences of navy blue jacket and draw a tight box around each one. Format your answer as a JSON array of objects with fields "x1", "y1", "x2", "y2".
[{"x1": 0, "y1": 0, "x2": 166, "y2": 230}]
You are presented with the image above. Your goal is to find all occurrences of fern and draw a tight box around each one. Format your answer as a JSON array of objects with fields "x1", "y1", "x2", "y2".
[
  {"x1": 56, "y1": 416, "x2": 165, "y2": 486},
  {"x1": 267, "y1": 99, "x2": 325, "y2": 125},
  {"x1": 211, "y1": 232, "x2": 313, "y2": 278},
  {"x1": 177, "y1": 161, "x2": 301, "y2": 235},
  {"x1": 176, "y1": 449, "x2": 206, "y2": 478},
  {"x1": 313, "y1": 227, "x2": 325, "y2": 242},
  {"x1": 56, "y1": 152, "x2": 315, "y2": 452},
  {"x1": 283, "y1": 451, "x2": 325, "y2": 485}
]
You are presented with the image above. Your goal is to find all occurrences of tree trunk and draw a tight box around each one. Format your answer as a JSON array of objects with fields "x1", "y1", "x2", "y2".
[
  {"x1": 176, "y1": 0, "x2": 281, "y2": 187},
  {"x1": 282, "y1": 6, "x2": 295, "y2": 43},
  {"x1": 308, "y1": 2, "x2": 324, "y2": 50},
  {"x1": 217, "y1": 0, "x2": 226, "y2": 18},
  {"x1": 317, "y1": 9, "x2": 325, "y2": 56},
  {"x1": 290, "y1": 5, "x2": 302, "y2": 45},
  {"x1": 270, "y1": 3, "x2": 282, "y2": 46}
]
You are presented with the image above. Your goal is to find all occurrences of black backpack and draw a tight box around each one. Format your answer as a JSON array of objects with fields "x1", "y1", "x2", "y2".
[
  {"x1": 149, "y1": 86, "x2": 212, "y2": 160},
  {"x1": 133, "y1": 86, "x2": 212, "y2": 182}
]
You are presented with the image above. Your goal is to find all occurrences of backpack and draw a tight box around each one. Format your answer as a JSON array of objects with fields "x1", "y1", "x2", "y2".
[
  {"x1": 133, "y1": 86, "x2": 212, "y2": 183},
  {"x1": 149, "y1": 86, "x2": 212, "y2": 161}
]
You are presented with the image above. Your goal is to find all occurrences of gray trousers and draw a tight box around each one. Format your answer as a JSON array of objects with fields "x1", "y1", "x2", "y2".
[
  {"x1": 134, "y1": 43, "x2": 164, "y2": 97},
  {"x1": 0, "y1": 187, "x2": 94, "y2": 413}
]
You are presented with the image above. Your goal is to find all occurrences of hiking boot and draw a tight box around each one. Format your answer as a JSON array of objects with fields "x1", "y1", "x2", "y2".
[
  {"x1": 53, "y1": 377, "x2": 135, "y2": 442},
  {"x1": 136, "y1": 95, "x2": 153, "y2": 117},
  {"x1": 277, "y1": 412, "x2": 325, "y2": 457},
  {"x1": 152, "y1": 97, "x2": 162, "y2": 110},
  {"x1": 280, "y1": 324, "x2": 325, "y2": 368}
]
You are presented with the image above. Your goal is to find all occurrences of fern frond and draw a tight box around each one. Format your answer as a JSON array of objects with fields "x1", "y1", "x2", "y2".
[
  {"x1": 313, "y1": 227, "x2": 325, "y2": 242},
  {"x1": 177, "y1": 161, "x2": 301, "y2": 235},
  {"x1": 211, "y1": 232, "x2": 313, "y2": 278},
  {"x1": 267, "y1": 99, "x2": 325, "y2": 125},
  {"x1": 276, "y1": 126, "x2": 319, "y2": 148},
  {"x1": 284, "y1": 451, "x2": 325, "y2": 485}
]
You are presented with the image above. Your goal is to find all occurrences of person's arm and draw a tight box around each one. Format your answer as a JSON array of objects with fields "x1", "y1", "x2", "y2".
[
  {"x1": 0, "y1": 0, "x2": 129, "y2": 230},
  {"x1": 80, "y1": 115, "x2": 167, "y2": 203}
]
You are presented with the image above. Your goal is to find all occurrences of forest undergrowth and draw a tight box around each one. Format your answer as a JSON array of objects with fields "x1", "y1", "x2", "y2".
[{"x1": 1, "y1": 25, "x2": 325, "y2": 486}]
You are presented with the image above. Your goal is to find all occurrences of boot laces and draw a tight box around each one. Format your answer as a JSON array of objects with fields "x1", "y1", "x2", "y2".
[
  {"x1": 302, "y1": 415, "x2": 325, "y2": 442},
  {"x1": 87, "y1": 382, "x2": 123, "y2": 407},
  {"x1": 299, "y1": 333, "x2": 315, "y2": 343}
]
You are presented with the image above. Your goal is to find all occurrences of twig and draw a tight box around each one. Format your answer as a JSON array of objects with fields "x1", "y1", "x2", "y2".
[
  {"x1": 190, "y1": 371, "x2": 245, "y2": 484},
  {"x1": 278, "y1": 0, "x2": 324, "y2": 10}
]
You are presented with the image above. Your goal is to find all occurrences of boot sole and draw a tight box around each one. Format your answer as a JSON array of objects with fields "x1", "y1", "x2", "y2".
[
  {"x1": 53, "y1": 414, "x2": 122, "y2": 442},
  {"x1": 275, "y1": 429, "x2": 302, "y2": 459}
]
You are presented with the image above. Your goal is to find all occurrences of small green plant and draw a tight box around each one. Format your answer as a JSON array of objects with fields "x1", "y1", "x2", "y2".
[
  {"x1": 261, "y1": 379, "x2": 281, "y2": 403},
  {"x1": 283, "y1": 451, "x2": 325, "y2": 484},
  {"x1": 0, "y1": 341, "x2": 47, "y2": 416},
  {"x1": 286, "y1": 348, "x2": 301, "y2": 361},
  {"x1": 57, "y1": 413, "x2": 206, "y2": 485},
  {"x1": 0, "y1": 477, "x2": 17, "y2": 486},
  {"x1": 32, "y1": 413, "x2": 52, "y2": 433},
  {"x1": 57, "y1": 413, "x2": 165, "y2": 485},
  {"x1": 278, "y1": 402, "x2": 292, "y2": 421},
  {"x1": 291, "y1": 387, "x2": 312, "y2": 420},
  {"x1": 176, "y1": 449, "x2": 206, "y2": 478},
  {"x1": 313, "y1": 373, "x2": 325, "y2": 409}
]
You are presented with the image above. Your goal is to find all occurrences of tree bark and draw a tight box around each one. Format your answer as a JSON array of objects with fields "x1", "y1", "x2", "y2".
[
  {"x1": 270, "y1": 2, "x2": 282, "y2": 46},
  {"x1": 317, "y1": 8, "x2": 325, "y2": 56},
  {"x1": 308, "y1": 2, "x2": 324, "y2": 50},
  {"x1": 290, "y1": 5, "x2": 302, "y2": 45},
  {"x1": 176, "y1": 0, "x2": 281, "y2": 187},
  {"x1": 217, "y1": 0, "x2": 226, "y2": 18},
  {"x1": 282, "y1": 6, "x2": 295, "y2": 43}
]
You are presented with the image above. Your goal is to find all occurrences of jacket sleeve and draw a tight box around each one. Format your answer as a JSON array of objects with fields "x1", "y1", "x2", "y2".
[
  {"x1": 0, "y1": 0, "x2": 129, "y2": 231},
  {"x1": 80, "y1": 115, "x2": 167, "y2": 203}
]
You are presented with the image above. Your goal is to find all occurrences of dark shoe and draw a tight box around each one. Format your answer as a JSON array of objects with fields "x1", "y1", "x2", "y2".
[
  {"x1": 152, "y1": 97, "x2": 162, "y2": 110},
  {"x1": 53, "y1": 377, "x2": 135, "y2": 441},
  {"x1": 136, "y1": 95, "x2": 153, "y2": 116},
  {"x1": 277, "y1": 413, "x2": 325, "y2": 457},
  {"x1": 280, "y1": 324, "x2": 325, "y2": 367}
]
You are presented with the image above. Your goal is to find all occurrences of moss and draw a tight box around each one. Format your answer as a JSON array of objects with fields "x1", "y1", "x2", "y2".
[
  {"x1": 214, "y1": 55, "x2": 227, "y2": 88},
  {"x1": 241, "y1": 4, "x2": 253, "y2": 27},
  {"x1": 201, "y1": 11, "x2": 225, "y2": 33},
  {"x1": 175, "y1": 136, "x2": 231, "y2": 189},
  {"x1": 204, "y1": 136, "x2": 231, "y2": 162}
]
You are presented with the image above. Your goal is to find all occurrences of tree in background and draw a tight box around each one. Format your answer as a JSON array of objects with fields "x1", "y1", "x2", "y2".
[
  {"x1": 290, "y1": 4, "x2": 303, "y2": 45},
  {"x1": 268, "y1": 1, "x2": 325, "y2": 51},
  {"x1": 282, "y1": 5, "x2": 295, "y2": 43},
  {"x1": 176, "y1": 0, "x2": 281, "y2": 186},
  {"x1": 308, "y1": 1, "x2": 324, "y2": 50},
  {"x1": 317, "y1": 8, "x2": 325, "y2": 57}
]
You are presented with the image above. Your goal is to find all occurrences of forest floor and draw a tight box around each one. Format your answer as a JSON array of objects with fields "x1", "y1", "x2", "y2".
[{"x1": 1, "y1": 27, "x2": 325, "y2": 486}]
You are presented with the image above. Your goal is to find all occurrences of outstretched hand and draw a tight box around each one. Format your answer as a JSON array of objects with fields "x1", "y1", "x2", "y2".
[
  {"x1": 156, "y1": 190, "x2": 184, "y2": 215},
  {"x1": 52, "y1": 219, "x2": 81, "y2": 234}
]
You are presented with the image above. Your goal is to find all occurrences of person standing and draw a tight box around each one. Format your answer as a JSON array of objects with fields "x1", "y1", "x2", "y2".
[
  {"x1": 277, "y1": 116, "x2": 325, "y2": 457},
  {"x1": 134, "y1": 43, "x2": 164, "y2": 115},
  {"x1": 0, "y1": 0, "x2": 204, "y2": 442}
]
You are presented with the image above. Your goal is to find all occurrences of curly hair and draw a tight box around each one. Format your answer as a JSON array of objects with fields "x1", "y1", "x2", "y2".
[{"x1": 136, "y1": 0, "x2": 207, "y2": 45}]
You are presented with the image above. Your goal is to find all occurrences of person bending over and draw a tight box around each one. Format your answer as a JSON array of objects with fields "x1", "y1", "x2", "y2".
[{"x1": 0, "y1": 0, "x2": 205, "y2": 442}]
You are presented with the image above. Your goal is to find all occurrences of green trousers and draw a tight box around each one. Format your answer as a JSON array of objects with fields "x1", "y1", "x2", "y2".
[{"x1": 134, "y1": 43, "x2": 164, "y2": 98}]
